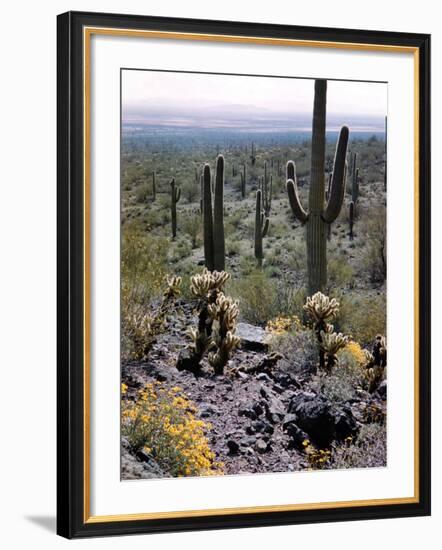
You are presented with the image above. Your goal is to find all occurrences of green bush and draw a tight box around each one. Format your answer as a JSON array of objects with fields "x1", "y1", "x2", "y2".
[{"x1": 229, "y1": 270, "x2": 278, "y2": 326}]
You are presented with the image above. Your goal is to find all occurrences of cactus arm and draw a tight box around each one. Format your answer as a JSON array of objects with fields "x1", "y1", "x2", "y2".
[
  {"x1": 213, "y1": 154, "x2": 225, "y2": 271},
  {"x1": 203, "y1": 164, "x2": 214, "y2": 271},
  {"x1": 287, "y1": 179, "x2": 308, "y2": 222},
  {"x1": 286, "y1": 160, "x2": 296, "y2": 181},
  {"x1": 262, "y1": 217, "x2": 270, "y2": 237},
  {"x1": 323, "y1": 125, "x2": 349, "y2": 223},
  {"x1": 175, "y1": 187, "x2": 181, "y2": 202}
]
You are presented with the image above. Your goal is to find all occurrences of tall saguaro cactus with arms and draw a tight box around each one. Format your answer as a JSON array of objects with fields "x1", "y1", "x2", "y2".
[{"x1": 286, "y1": 79, "x2": 349, "y2": 293}]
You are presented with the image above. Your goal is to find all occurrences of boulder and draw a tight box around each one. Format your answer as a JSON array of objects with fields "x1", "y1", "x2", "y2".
[
  {"x1": 288, "y1": 392, "x2": 359, "y2": 448},
  {"x1": 121, "y1": 438, "x2": 165, "y2": 480},
  {"x1": 236, "y1": 323, "x2": 269, "y2": 351}
]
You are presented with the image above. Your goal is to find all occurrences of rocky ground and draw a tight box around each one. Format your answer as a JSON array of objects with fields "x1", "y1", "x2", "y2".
[{"x1": 121, "y1": 300, "x2": 387, "y2": 480}]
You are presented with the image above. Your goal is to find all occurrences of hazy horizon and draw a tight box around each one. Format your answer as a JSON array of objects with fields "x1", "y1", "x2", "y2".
[{"x1": 122, "y1": 70, "x2": 387, "y2": 133}]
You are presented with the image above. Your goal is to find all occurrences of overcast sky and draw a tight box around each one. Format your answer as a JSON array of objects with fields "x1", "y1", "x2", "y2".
[{"x1": 122, "y1": 69, "x2": 387, "y2": 132}]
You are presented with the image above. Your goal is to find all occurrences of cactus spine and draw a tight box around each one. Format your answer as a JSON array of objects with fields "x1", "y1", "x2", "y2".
[
  {"x1": 286, "y1": 79, "x2": 349, "y2": 294},
  {"x1": 254, "y1": 189, "x2": 270, "y2": 267},
  {"x1": 152, "y1": 171, "x2": 156, "y2": 201},
  {"x1": 202, "y1": 155, "x2": 225, "y2": 271},
  {"x1": 170, "y1": 178, "x2": 181, "y2": 239}
]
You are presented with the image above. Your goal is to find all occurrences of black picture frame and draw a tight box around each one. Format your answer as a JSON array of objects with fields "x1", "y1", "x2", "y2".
[{"x1": 57, "y1": 10, "x2": 431, "y2": 539}]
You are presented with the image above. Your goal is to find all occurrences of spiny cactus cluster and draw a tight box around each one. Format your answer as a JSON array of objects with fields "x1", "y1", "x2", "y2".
[
  {"x1": 207, "y1": 294, "x2": 240, "y2": 374},
  {"x1": 287, "y1": 79, "x2": 349, "y2": 294},
  {"x1": 170, "y1": 178, "x2": 181, "y2": 239},
  {"x1": 177, "y1": 269, "x2": 239, "y2": 375},
  {"x1": 320, "y1": 329, "x2": 349, "y2": 371},
  {"x1": 203, "y1": 155, "x2": 225, "y2": 271},
  {"x1": 254, "y1": 189, "x2": 270, "y2": 267},
  {"x1": 304, "y1": 291, "x2": 347, "y2": 373},
  {"x1": 364, "y1": 334, "x2": 387, "y2": 392}
]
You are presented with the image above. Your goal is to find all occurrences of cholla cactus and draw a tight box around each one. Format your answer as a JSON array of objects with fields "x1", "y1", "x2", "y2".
[
  {"x1": 207, "y1": 294, "x2": 240, "y2": 374},
  {"x1": 320, "y1": 330, "x2": 349, "y2": 371},
  {"x1": 303, "y1": 292, "x2": 340, "y2": 323},
  {"x1": 304, "y1": 292, "x2": 344, "y2": 372},
  {"x1": 364, "y1": 335, "x2": 387, "y2": 392},
  {"x1": 177, "y1": 270, "x2": 239, "y2": 375},
  {"x1": 162, "y1": 275, "x2": 182, "y2": 299},
  {"x1": 190, "y1": 269, "x2": 230, "y2": 298}
]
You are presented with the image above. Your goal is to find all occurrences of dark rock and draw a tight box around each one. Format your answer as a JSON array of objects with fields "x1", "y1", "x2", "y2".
[
  {"x1": 252, "y1": 419, "x2": 274, "y2": 435},
  {"x1": 238, "y1": 407, "x2": 257, "y2": 420},
  {"x1": 275, "y1": 372, "x2": 301, "y2": 390},
  {"x1": 334, "y1": 405, "x2": 359, "y2": 440},
  {"x1": 255, "y1": 439, "x2": 269, "y2": 454},
  {"x1": 376, "y1": 380, "x2": 387, "y2": 400},
  {"x1": 265, "y1": 396, "x2": 286, "y2": 423},
  {"x1": 240, "y1": 436, "x2": 257, "y2": 447},
  {"x1": 256, "y1": 373, "x2": 272, "y2": 383},
  {"x1": 175, "y1": 348, "x2": 201, "y2": 375},
  {"x1": 288, "y1": 392, "x2": 359, "y2": 447},
  {"x1": 121, "y1": 438, "x2": 165, "y2": 480},
  {"x1": 227, "y1": 440, "x2": 240, "y2": 454},
  {"x1": 252, "y1": 403, "x2": 264, "y2": 416},
  {"x1": 199, "y1": 403, "x2": 220, "y2": 418},
  {"x1": 236, "y1": 323, "x2": 269, "y2": 351}
]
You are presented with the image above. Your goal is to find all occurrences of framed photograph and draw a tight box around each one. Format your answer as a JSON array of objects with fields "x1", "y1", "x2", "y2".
[{"x1": 57, "y1": 11, "x2": 431, "y2": 538}]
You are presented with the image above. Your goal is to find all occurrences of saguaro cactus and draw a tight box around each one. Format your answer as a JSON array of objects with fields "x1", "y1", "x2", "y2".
[
  {"x1": 250, "y1": 142, "x2": 256, "y2": 165},
  {"x1": 349, "y1": 200, "x2": 354, "y2": 240},
  {"x1": 202, "y1": 155, "x2": 225, "y2": 271},
  {"x1": 170, "y1": 178, "x2": 181, "y2": 239},
  {"x1": 262, "y1": 161, "x2": 272, "y2": 216},
  {"x1": 152, "y1": 171, "x2": 156, "y2": 201},
  {"x1": 287, "y1": 79, "x2": 349, "y2": 293},
  {"x1": 254, "y1": 189, "x2": 270, "y2": 267},
  {"x1": 240, "y1": 164, "x2": 246, "y2": 198}
]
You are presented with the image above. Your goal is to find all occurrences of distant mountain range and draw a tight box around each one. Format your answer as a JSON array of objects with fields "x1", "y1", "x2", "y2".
[{"x1": 122, "y1": 104, "x2": 385, "y2": 133}]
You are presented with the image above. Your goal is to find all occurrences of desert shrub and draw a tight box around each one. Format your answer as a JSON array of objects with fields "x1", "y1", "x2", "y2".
[
  {"x1": 309, "y1": 347, "x2": 363, "y2": 404},
  {"x1": 330, "y1": 423, "x2": 387, "y2": 469},
  {"x1": 122, "y1": 275, "x2": 181, "y2": 362},
  {"x1": 121, "y1": 222, "x2": 169, "y2": 308},
  {"x1": 272, "y1": 282, "x2": 307, "y2": 320},
  {"x1": 225, "y1": 238, "x2": 240, "y2": 256},
  {"x1": 135, "y1": 184, "x2": 150, "y2": 203},
  {"x1": 182, "y1": 212, "x2": 201, "y2": 249},
  {"x1": 121, "y1": 383, "x2": 224, "y2": 477},
  {"x1": 266, "y1": 315, "x2": 302, "y2": 335},
  {"x1": 361, "y1": 205, "x2": 386, "y2": 283},
  {"x1": 332, "y1": 292, "x2": 386, "y2": 346},
  {"x1": 327, "y1": 257, "x2": 354, "y2": 288},
  {"x1": 268, "y1": 329, "x2": 317, "y2": 377},
  {"x1": 169, "y1": 236, "x2": 193, "y2": 262},
  {"x1": 181, "y1": 180, "x2": 199, "y2": 203},
  {"x1": 229, "y1": 270, "x2": 278, "y2": 325}
]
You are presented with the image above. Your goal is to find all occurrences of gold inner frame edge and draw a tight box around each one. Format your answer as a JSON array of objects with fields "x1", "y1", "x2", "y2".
[{"x1": 82, "y1": 26, "x2": 420, "y2": 524}]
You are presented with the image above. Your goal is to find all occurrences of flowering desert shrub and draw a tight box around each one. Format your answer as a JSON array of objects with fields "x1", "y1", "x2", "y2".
[{"x1": 121, "y1": 382, "x2": 224, "y2": 477}]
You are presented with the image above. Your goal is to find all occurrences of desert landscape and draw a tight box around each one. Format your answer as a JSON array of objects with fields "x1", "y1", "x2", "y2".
[{"x1": 120, "y1": 75, "x2": 387, "y2": 479}]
